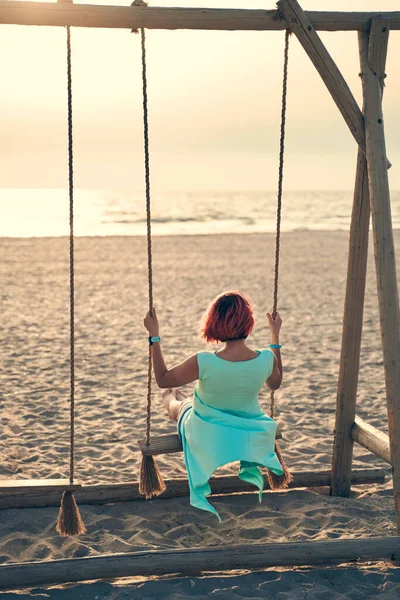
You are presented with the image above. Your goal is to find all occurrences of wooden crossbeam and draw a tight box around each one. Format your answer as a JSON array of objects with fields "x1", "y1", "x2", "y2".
[
  {"x1": 0, "y1": 469, "x2": 385, "y2": 510},
  {"x1": 0, "y1": 3, "x2": 400, "y2": 31},
  {"x1": 352, "y1": 416, "x2": 391, "y2": 465},
  {"x1": 0, "y1": 479, "x2": 81, "y2": 493},
  {"x1": 138, "y1": 430, "x2": 282, "y2": 456},
  {"x1": 1, "y1": 536, "x2": 399, "y2": 590}
]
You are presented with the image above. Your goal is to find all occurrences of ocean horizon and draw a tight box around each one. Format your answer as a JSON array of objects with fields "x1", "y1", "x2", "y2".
[{"x1": 1, "y1": 188, "x2": 400, "y2": 238}]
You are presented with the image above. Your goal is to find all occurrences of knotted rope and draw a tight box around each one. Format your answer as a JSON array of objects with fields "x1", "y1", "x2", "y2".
[
  {"x1": 270, "y1": 28, "x2": 290, "y2": 421},
  {"x1": 66, "y1": 24, "x2": 75, "y2": 487},
  {"x1": 56, "y1": 22, "x2": 86, "y2": 536},
  {"x1": 265, "y1": 29, "x2": 293, "y2": 491},
  {"x1": 139, "y1": 25, "x2": 154, "y2": 449},
  {"x1": 134, "y1": 1, "x2": 166, "y2": 498}
]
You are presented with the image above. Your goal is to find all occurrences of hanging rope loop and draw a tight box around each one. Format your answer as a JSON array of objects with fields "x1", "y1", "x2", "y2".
[
  {"x1": 66, "y1": 23, "x2": 75, "y2": 486},
  {"x1": 57, "y1": 22, "x2": 87, "y2": 536},
  {"x1": 131, "y1": 0, "x2": 154, "y2": 449},
  {"x1": 134, "y1": 13, "x2": 166, "y2": 499},
  {"x1": 131, "y1": 0, "x2": 148, "y2": 35},
  {"x1": 135, "y1": 19, "x2": 154, "y2": 448},
  {"x1": 270, "y1": 29, "x2": 290, "y2": 420}
]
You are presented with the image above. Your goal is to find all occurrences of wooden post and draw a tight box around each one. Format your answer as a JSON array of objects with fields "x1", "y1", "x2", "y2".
[
  {"x1": 359, "y1": 21, "x2": 400, "y2": 533},
  {"x1": 330, "y1": 18, "x2": 389, "y2": 497}
]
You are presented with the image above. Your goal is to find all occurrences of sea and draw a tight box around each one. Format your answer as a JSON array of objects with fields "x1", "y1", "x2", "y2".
[{"x1": 1, "y1": 189, "x2": 399, "y2": 237}]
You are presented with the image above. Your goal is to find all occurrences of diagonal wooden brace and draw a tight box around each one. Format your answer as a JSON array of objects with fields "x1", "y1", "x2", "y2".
[{"x1": 277, "y1": 0, "x2": 391, "y2": 169}]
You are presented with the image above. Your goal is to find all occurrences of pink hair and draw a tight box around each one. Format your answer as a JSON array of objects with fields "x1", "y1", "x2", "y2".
[{"x1": 199, "y1": 291, "x2": 255, "y2": 343}]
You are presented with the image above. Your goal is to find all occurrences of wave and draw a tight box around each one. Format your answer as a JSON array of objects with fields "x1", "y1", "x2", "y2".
[
  {"x1": 1, "y1": 189, "x2": 399, "y2": 237},
  {"x1": 112, "y1": 215, "x2": 257, "y2": 225}
]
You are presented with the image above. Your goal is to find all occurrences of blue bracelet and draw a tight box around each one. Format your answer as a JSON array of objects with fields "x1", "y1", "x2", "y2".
[{"x1": 269, "y1": 343, "x2": 282, "y2": 349}]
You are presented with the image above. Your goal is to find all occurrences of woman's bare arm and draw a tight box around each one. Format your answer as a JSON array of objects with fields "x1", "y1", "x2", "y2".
[
  {"x1": 266, "y1": 351, "x2": 282, "y2": 391},
  {"x1": 265, "y1": 311, "x2": 283, "y2": 391},
  {"x1": 151, "y1": 344, "x2": 199, "y2": 388},
  {"x1": 143, "y1": 306, "x2": 199, "y2": 388}
]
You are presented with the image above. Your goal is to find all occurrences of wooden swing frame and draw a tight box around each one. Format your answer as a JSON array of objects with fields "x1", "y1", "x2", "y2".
[{"x1": 1, "y1": 0, "x2": 400, "y2": 589}]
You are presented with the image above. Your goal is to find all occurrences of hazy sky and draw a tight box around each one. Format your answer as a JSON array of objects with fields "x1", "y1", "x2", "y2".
[{"x1": 1, "y1": 0, "x2": 399, "y2": 192}]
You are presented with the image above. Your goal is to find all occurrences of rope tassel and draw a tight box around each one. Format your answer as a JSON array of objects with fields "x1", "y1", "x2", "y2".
[
  {"x1": 139, "y1": 333, "x2": 167, "y2": 499},
  {"x1": 57, "y1": 490, "x2": 86, "y2": 537},
  {"x1": 267, "y1": 441, "x2": 293, "y2": 490},
  {"x1": 139, "y1": 455, "x2": 166, "y2": 499}
]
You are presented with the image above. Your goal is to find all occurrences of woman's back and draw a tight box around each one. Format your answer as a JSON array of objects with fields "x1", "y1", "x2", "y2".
[
  {"x1": 143, "y1": 289, "x2": 288, "y2": 519},
  {"x1": 195, "y1": 348, "x2": 275, "y2": 418}
]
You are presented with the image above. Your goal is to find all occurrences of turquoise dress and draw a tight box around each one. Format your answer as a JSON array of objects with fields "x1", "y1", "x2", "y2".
[{"x1": 178, "y1": 349, "x2": 283, "y2": 521}]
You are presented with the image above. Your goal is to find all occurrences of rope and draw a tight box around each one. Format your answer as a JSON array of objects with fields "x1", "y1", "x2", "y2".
[
  {"x1": 139, "y1": 26, "x2": 154, "y2": 447},
  {"x1": 270, "y1": 29, "x2": 290, "y2": 420},
  {"x1": 66, "y1": 25, "x2": 75, "y2": 484}
]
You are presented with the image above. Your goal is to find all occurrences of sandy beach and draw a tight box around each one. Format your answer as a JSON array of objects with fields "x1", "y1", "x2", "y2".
[{"x1": 1, "y1": 231, "x2": 399, "y2": 598}]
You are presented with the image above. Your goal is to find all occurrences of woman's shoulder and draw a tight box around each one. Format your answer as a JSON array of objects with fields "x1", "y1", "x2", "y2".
[
  {"x1": 196, "y1": 351, "x2": 216, "y2": 380},
  {"x1": 258, "y1": 348, "x2": 275, "y2": 365},
  {"x1": 258, "y1": 347, "x2": 274, "y2": 356}
]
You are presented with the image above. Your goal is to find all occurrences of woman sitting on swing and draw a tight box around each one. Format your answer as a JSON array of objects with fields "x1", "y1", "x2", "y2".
[{"x1": 144, "y1": 290, "x2": 291, "y2": 520}]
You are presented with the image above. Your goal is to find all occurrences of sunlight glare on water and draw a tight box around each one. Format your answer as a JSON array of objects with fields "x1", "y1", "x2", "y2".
[{"x1": 1, "y1": 188, "x2": 399, "y2": 237}]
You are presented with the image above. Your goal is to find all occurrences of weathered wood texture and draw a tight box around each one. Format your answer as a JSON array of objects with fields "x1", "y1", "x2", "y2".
[
  {"x1": 138, "y1": 434, "x2": 183, "y2": 456},
  {"x1": 0, "y1": 469, "x2": 384, "y2": 510},
  {"x1": 0, "y1": 3, "x2": 400, "y2": 31},
  {"x1": 139, "y1": 431, "x2": 282, "y2": 456},
  {"x1": 0, "y1": 479, "x2": 81, "y2": 493},
  {"x1": 351, "y1": 416, "x2": 391, "y2": 465},
  {"x1": 359, "y1": 22, "x2": 400, "y2": 533},
  {"x1": 1, "y1": 536, "x2": 399, "y2": 590},
  {"x1": 330, "y1": 18, "x2": 390, "y2": 498}
]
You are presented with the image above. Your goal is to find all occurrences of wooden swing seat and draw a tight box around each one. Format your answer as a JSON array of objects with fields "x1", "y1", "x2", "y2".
[
  {"x1": 138, "y1": 430, "x2": 282, "y2": 457},
  {"x1": 0, "y1": 480, "x2": 81, "y2": 494}
]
